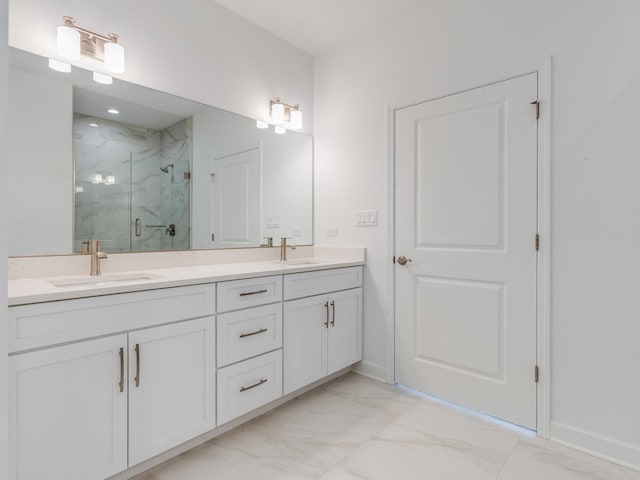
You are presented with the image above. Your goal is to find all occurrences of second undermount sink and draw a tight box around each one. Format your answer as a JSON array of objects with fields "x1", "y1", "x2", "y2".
[
  {"x1": 273, "y1": 258, "x2": 329, "y2": 266},
  {"x1": 49, "y1": 272, "x2": 162, "y2": 288}
]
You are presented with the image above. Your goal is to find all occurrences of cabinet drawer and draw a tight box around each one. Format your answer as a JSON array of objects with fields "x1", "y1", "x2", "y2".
[
  {"x1": 217, "y1": 349, "x2": 283, "y2": 425},
  {"x1": 217, "y1": 275, "x2": 282, "y2": 313},
  {"x1": 217, "y1": 303, "x2": 282, "y2": 367},
  {"x1": 283, "y1": 266, "x2": 363, "y2": 300},
  {"x1": 8, "y1": 284, "x2": 215, "y2": 353}
]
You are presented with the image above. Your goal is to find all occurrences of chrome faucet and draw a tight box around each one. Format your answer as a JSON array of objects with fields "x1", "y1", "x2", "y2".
[
  {"x1": 280, "y1": 237, "x2": 296, "y2": 262},
  {"x1": 83, "y1": 240, "x2": 108, "y2": 276}
]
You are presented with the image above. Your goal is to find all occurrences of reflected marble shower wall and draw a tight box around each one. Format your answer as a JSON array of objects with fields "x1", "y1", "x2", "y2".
[{"x1": 74, "y1": 115, "x2": 191, "y2": 253}]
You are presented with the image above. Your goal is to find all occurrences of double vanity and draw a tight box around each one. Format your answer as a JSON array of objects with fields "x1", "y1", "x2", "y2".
[{"x1": 7, "y1": 247, "x2": 364, "y2": 480}]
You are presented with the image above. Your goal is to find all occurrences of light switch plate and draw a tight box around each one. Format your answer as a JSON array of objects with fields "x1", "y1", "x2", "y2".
[
  {"x1": 355, "y1": 210, "x2": 378, "y2": 226},
  {"x1": 266, "y1": 215, "x2": 281, "y2": 228}
]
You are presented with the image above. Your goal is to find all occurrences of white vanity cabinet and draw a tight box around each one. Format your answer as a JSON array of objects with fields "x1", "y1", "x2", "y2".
[
  {"x1": 283, "y1": 267, "x2": 363, "y2": 395},
  {"x1": 9, "y1": 335, "x2": 128, "y2": 480},
  {"x1": 216, "y1": 275, "x2": 284, "y2": 425},
  {"x1": 8, "y1": 284, "x2": 216, "y2": 480}
]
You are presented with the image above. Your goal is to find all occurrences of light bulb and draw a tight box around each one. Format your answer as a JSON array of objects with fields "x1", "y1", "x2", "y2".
[
  {"x1": 256, "y1": 120, "x2": 269, "y2": 129},
  {"x1": 57, "y1": 24, "x2": 81, "y2": 60},
  {"x1": 289, "y1": 110, "x2": 303, "y2": 130},
  {"x1": 91, "y1": 174, "x2": 103, "y2": 184},
  {"x1": 48, "y1": 58, "x2": 71, "y2": 73},
  {"x1": 271, "y1": 102, "x2": 285, "y2": 124},
  {"x1": 104, "y1": 41, "x2": 125, "y2": 73},
  {"x1": 274, "y1": 125, "x2": 287, "y2": 135},
  {"x1": 105, "y1": 175, "x2": 115, "y2": 185},
  {"x1": 93, "y1": 72, "x2": 113, "y2": 85}
]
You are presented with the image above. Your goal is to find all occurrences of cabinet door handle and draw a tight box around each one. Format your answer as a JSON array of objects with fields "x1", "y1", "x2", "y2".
[
  {"x1": 134, "y1": 343, "x2": 141, "y2": 387},
  {"x1": 239, "y1": 289, "x2": 268, "y2": 297},
  {"x1": 330, "y1": 301, "x2": 336, "y2": 327},
  {"x1": 240, "y1": 378, "x2": 268, "y2": 392},
  {"x1": 118, "y1": 347, "x2": 124, "y2": 393},
  {"x1": 239, "y1": 328, "x2": 268, "y2": 338},
  {"x1": 324, "y1": 302, "x2": 329, "y2": 328}
]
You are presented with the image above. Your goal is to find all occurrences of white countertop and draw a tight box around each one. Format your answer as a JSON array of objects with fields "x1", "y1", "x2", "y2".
[{"x1": 8, "y1": 256, "x2": 365, "y2": 306}]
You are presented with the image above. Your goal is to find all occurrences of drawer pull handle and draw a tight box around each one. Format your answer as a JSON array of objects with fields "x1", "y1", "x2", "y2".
[
  {"x1": 240, "y1": 378, "x2": 268, "y2": 392},
  {"x1": 118, "y1": 347, "x2": 124, "y2": 393},
  {"x1": 324, "y1": 302, "x2": 329, "y2": 328},
  {"x1": 330, "y1": 301, "x2": 336, "y2": 327},
  {"x1": 239, "y1": 289, "x2": 268, "y2": 297},
  {"x1": 239, "y1": 328, "x2": 268, "y2": 338},
  {"x1": 134, "y1": 343, "x2": 141, "y2": 387}
]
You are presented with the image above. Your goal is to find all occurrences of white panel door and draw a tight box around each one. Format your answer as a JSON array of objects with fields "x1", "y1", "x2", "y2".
[
  {"x1": 395, "y1": 73, "x2": 538, "y2": 428},
  {"x1": 9, "y1": 335, "x2": 128, "y2": 480},
  {"x1": 210, "y1": 146, "x2": 261, "y2": 248},
  {"x1": 128, "y1": 317, "x2": 215, "y2": 465},
  {"x1": 283, "y1": 295, "x2": 328, "y2": 394},
  {"x1": 327, "y1": 288, "x2": 363, "y2": 374}
]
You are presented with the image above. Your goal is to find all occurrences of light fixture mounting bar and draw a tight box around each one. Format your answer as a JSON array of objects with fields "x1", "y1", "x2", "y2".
[
  {"x1": 270, "y1": 97, "x2": 300, "y2": 111},
  {"x1": 62, "y1": 16, "x2": 120, "y2": 62}
]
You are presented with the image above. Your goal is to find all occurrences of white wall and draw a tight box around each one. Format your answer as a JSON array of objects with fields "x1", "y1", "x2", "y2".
[
  {"x1": 314, "y1": 0, "x2": 640, "y2": 469},
  {"x1": 0, "y1": 0, "x2": 8, "y2": 476},
  {"x1": 8, "y1": 69, "x2": 72, "y2": 256},
  {"x1": 8, "y1": 0, "x2": 313, "y2": 134}
]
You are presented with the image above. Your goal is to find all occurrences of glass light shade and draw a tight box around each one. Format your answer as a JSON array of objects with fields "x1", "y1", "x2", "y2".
[
  {"x1": 289, "y1": 110, "x2": 303, "y2": 130},
  {"x1": 256, "y1": 120, "x2": 269, "y2": 129},
  {"x1": 91, "y1": 174, "x2": 103, "y2": 184},
  {"x1": 104, "y1": 42, "x2": 125, "y2": 73},
  {"x1": 57, "y1": 25, "x2": 81, "y2": 60},
  {"x1": 105, "y1": 175, "x2": 115, "y2": 185},
  {"x1": 274, "y1": 125, "x2": 287, "y2": 135},
  {"x1": 271, "y1": 103, "x2": 285, "y2": 124},
  {"x1": 93, "y1": 72, "x2": 113, "y2": 85},
  {"x1": 48, "y1": 58, "x2": 72, "y2": 73}
]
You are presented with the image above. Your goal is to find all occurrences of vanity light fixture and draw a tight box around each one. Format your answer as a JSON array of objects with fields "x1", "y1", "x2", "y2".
[
  {"x1": 91, "y1": 173, "x2": 103, "y2": 184},
  {"x1": 48, "y1": 58, "x2": 72, "y2": 73},
  {"x1": 269, "y1": 97, "x2": 302, "y2": 130},
  {"x1": 256, "y1": 120, "x2": 269, "y2": 129},
  {"x1": 274, "y1": 125, "x2": 287, "y2": 135},
  {"x1": 105, "y1": 175, "x2": 116, "y2": 185},
  {"x1": 93, "y1": 72, "x2": 113, "y2": 85},
  {"x1": 50, "y1": 16, "x2": 125, "y2": 75}
]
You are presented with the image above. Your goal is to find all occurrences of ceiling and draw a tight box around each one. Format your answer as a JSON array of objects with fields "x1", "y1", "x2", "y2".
[{"x1": 212, "y1": 0, "x2": 422, "y2": 56}]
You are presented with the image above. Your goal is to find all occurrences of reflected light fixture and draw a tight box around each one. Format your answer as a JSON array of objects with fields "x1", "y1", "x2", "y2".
[
  {"x1": 256, "y1": 120, "x2": 269, "y2": 129},
  {"x1": 49, "y1": 16, "x2": 125, "y2": 77},
  {"x1": 107, "y1": 108, "x2": 119, "y2": 115},
  {"x1": 93, "y1": 72, "x2": 113, "y2": 85},
  {"x1": 274, "y1": 125, "x2": 287, "y2": 135},
  {"x1": 48, "y1": 58, "x2": 71, "y2": 73},
  {"x1": 268, "y1": 97, "x2": 302, "y2": 131}
]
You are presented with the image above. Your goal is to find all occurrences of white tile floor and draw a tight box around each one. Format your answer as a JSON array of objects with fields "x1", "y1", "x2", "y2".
[{"x1": 139, "y1": 373, "x2": 640, "y2": 480}]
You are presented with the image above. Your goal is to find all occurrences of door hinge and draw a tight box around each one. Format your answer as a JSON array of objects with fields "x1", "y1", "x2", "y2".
[
  {"x1": 530, "y1": 100, "x2": 540, "y2": 120},
  {"x1": 534, "y1": 365, "x2": 540, "y2": 383},
  {"x1": 535, "y1": 233, "x2": 540, "y2": 251}
]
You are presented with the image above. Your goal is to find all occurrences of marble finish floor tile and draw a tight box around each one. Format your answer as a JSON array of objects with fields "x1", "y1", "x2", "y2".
[{"x1": 138, "y1": 373, "x2": 640, "y2": 480}]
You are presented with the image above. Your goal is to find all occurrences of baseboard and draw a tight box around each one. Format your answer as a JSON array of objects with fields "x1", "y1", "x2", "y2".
[
  {"x1": 352, "y1": 360, "x2": 389, "y2": 383},
  {"x1": 550, "y1": 421, "x2": 640, "y2": 472}
]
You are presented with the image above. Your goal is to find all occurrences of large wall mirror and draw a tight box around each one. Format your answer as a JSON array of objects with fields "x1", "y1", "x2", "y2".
[{"x1": 8, "y1": 48, "x2": 313, "y2": 257}]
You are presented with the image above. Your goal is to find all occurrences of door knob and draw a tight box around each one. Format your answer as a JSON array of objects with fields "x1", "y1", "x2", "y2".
[{"x1": 397, "y1": 256, "x2": 412, "y2": 266}]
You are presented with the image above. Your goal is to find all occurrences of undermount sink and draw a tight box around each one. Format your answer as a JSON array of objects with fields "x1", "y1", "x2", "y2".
[
  {"x1": 273, "y1": 258, "x2": 329, "y2": 266},
  {"x1": 49, "y1": 273, "x2": 162, "y2": 288}
]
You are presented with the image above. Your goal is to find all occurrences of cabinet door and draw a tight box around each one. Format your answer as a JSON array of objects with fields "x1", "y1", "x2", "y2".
[
  {"x1": 128, "y1": 317, "x2": 215, "y2": 466},
  {"x1": 328, "y1": 288, "x2": 363, "y2": 374},
  {"x1": 283, "y1": 295, "x2": 328, "y2": 395},
  {"x1": 9, "y1": 335, "x2": 128, "y2": 480}
]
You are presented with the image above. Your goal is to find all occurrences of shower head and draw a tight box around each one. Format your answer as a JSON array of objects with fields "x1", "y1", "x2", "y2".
[{"x1": 160, "y1": 163, "x2": 174, "y2": 173}]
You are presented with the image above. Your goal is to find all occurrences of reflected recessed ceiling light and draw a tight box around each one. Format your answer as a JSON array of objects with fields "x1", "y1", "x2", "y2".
[
  {"x1": 89, "y1": 122, "x2": 99, "y2": 128},
  {"x1": 48, "y1": 58, "x2": 71, "y2": 73},
  {"x1": 107, "y1": 108, "x2": 119, "y2": 114},
  {"x1": 93, "y1": 72, "x2": 113, "y2": 85}
]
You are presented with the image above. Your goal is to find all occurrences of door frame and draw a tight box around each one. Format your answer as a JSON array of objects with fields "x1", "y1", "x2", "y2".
[{"x1": 386, "y1": 58, "x2": 552, "y2": 437}]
